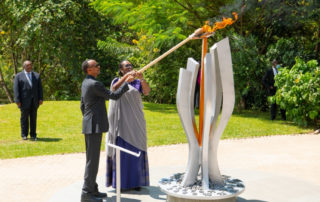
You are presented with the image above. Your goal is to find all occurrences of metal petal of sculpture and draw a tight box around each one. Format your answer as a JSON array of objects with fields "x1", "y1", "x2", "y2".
[
  {"x1": 208, "y1": 37, "x2": 235, "y2": 186},
  {"x1": 176, "y1": 58, "x2": 200, "y2": 187}
]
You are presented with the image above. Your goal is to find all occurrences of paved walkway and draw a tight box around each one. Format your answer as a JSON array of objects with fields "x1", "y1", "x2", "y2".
[{"x1": 1, "y1": 134, "x2": 320, "y2": 202}]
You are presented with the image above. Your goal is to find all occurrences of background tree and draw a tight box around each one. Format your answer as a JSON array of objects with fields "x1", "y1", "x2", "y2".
[
  {"x1": 92, "y1": 0, "x2": 320, "y2": 109},
  {"x1": 1, "y1": 0, "x2": 320, "y2": 125},
  {"x1": 0, "y1": 0, "x2": 116, "y2": 102},
  {"x1": 92, "y1": 0, "x2": 235, "y2": 103}
]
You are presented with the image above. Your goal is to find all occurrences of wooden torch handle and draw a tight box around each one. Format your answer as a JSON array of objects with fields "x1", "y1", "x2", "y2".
[{"x1": 138, "y1": 28, "x2": 204, "y2": 73}]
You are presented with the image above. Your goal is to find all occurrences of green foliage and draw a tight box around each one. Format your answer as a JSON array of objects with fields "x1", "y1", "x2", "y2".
[
  {"x1": 266, "y1": 38, "x2": 306, "y2": 67},
  {"x1": 92, "y1": 0, "x2": 236, "y2": 103},
  {"x1": 1, "y1": 0, "x2": 320, "y2": 113},
  {"x1": 0, "y1": 56, "x2": 14, "y2": 102},
  {"x1": 230, "y1": 33, "x2": 269, "y2": 110},
  {"x1": 92, "y1": 0, "x2": 320, "y2": 108},
  {"x1": 92, "y1": 0, "x2": 232, "y2": 45},
  {"x1": 0, "y1": 0, "x2": 114, "y2": 101},
  {"x1": 0, "y1": 101, "x2": 312, "y2": 159},
  {"x1": 274, "y1": 58, "x2": 320, "y2": 126}
]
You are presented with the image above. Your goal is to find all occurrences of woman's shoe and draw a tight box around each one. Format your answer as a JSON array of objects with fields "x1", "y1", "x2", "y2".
[{"x1": 134, "y1": 187, "x2": 141, "y2": 191}]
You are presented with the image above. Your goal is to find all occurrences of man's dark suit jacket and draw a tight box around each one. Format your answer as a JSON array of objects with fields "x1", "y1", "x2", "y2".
[
  {"x1": 81, "y1": 75, "x2": 129, "y2": 134},
  {"x1": 14, "y1": 71, "x2": 43, "y2": 109},
  {"x1": 262, "y1": 68, "x2": 276, "y2": 96}
]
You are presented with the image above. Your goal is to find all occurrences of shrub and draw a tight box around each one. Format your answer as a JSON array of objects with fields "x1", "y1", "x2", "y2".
[{"x1": 274, "y1": 58, "x2": 320, "y2": 126}]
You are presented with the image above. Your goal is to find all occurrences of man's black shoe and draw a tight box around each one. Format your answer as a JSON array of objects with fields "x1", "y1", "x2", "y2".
[
  {"x1": 93, "y1": 191, "x2": 107, "y2": 198},
  {"x1": 81, "y1": 192, "x2": 102, "y2": 202},
  {"x1": 30, "y1": 137, "x2": 37, "y2": 141},
  {"x1": 22, "y1": 136, "x2": 27, "y2": 140}
]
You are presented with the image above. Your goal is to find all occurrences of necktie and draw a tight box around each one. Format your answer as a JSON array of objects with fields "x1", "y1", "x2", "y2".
[
  {"x1": 28, "y1": 73, "x2": 32, "y2": 81},
  {"x1": 27, "y1": 72, "x2": 32, "y2": 87}
]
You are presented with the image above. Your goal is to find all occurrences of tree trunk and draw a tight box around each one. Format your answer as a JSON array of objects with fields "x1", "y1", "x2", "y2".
[
  {"x1": 240, "y1": 0, "x2": 245, "y2": 35},
  {"x1": 10, "y1": 28, "x2": 18, "y2": 75},
  {"x1": 314, "y1": 28, "x2": 320, "y2": 58},
  {"x1": 0, "y1": 66, "x2": 14, "y2": 103},
  {"x1": 12, "y1": 51, "x2": 18, "y2": 75}
]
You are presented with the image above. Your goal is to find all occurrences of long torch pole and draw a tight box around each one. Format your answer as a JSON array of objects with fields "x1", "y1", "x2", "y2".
[
  {"x1": 198, "y1": 37, "x2": 208, "y2": 146},
  {"x1": 138, "y1": 28, "x2": 203, "y2": 73}
]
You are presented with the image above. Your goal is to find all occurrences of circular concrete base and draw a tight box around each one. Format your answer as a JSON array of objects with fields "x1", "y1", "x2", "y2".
[
  {"x1": 159, "y1": 173, "x2": 244, "y2": 202},
  {"x1": 167, "y1": 195, "x2": 236, "y2": 202}
]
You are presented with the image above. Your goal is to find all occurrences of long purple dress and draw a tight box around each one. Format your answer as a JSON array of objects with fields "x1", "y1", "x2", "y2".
[{"x1": 106, "y1": 78, "x2": 149, "y2": 189}]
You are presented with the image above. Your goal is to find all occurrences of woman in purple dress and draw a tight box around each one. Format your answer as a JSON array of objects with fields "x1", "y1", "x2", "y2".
[{"x1": 106, "y1": 60, "x2": 151, "y2": 191}]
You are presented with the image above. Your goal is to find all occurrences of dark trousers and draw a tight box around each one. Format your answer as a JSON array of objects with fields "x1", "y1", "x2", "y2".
[
  {"x1": 83, "y1": 133, "x2": 102, "y2": 193},
  {"x1": 271, "y1": 103, "x2": 286, "y2": 120},
  {"x1": 20, "y1": 104, "x2": 38, "y2": 138}
]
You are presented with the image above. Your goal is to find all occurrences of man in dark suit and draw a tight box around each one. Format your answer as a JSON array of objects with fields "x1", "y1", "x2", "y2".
[
  {"x1": 262, "y1": 59, "x2": 286, "y2": 120},
  {"x1": 14, "y1": 60, "x2": 43, "y2": 141},
  {"x1": 80, "y1": 59, "x2": 132, "y2": 202}
]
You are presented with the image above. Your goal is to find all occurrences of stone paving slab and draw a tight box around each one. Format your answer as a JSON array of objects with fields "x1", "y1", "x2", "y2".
[{"x1": 1, "y1": 134, "x2": 319, "y2": 202}]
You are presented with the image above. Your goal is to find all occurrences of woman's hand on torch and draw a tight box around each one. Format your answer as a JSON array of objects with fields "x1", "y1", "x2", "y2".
[
  {"x1": 125, "y1": 75, "x2": 135, "y2": 83},
  {"x1": 125, "y1": 70, "x2": 136, "y2": 83},
  {"x1": 127, "y1": 70, "x2": 137, "y2": 77},
  {"x1": 136, "y1": 71, "x2": 150, "y2": 96}
]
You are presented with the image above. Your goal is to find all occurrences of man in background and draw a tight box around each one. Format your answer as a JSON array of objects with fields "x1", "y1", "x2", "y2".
[
  {"x1": 262, "y1": 59, "x2": 286, "y2": 120},
  {"x1": 14, "y1": 60, "x2": 43, "y2": 141}
]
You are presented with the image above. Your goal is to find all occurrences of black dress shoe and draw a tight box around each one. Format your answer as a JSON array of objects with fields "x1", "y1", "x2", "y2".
[
  {"x1": 81, "y1": 192, "x2": 102, "y2": 202},
  {"x1": 134, "y1": 187, "x2": 141, "y2": 191},
  {"x1": 22, "y1": 136, "x2": 27, "y2": 140},
  {"x1": 93, "y1": 191, "x2": 107, "y2": 198}
]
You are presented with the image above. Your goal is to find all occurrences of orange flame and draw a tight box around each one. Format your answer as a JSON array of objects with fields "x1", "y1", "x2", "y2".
[{"x1": 202, "y1": 12, "x2": 238, "y2": 33}]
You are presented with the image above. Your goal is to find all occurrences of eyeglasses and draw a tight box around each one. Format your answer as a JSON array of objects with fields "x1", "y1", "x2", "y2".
[
  {"x1": 92, "y1": 63, "x2": 100, "y2": 68},
  {"x1": 124, "y1": 64, "x2": 133, "y2": 68}
]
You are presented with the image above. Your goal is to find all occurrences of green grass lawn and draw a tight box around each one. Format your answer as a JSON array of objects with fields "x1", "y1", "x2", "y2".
[{"x1": 0, "y1": 101, "x2": 312, "y2": 159}]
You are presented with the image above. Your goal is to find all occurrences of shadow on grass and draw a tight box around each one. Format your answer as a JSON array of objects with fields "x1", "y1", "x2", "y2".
[{"x1": 36, "y1": 137, "x2": 62, "y2": 142}]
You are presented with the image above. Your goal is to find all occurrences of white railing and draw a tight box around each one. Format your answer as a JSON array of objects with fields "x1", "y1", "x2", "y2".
[{"x1": 107, "y1": 143, "x2": 141, "y2": 202}]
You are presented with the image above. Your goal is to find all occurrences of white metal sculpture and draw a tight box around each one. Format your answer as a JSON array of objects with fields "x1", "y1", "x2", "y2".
[{"x1": 160, "y1": 37, "x2": 244, "y2": 201}]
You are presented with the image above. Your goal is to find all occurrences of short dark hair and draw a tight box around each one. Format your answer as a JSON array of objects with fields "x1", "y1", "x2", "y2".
[
  {"x1": 118, "y1": 60, "x2": 130, "y2": 76},
  {"x1": 82, "y1": 59, "x2": 92, "y2": 74}
]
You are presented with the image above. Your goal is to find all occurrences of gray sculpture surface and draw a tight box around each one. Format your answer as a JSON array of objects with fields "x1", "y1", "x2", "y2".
[{"x1": 176, "y1": 58, "x2": 200, "y2": 187}]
